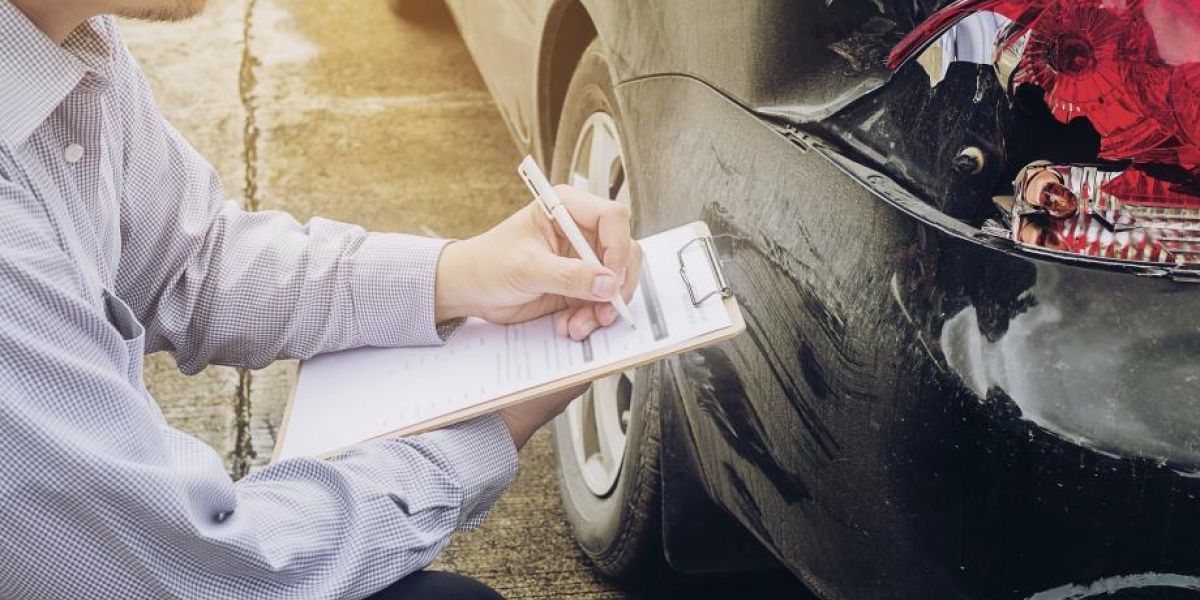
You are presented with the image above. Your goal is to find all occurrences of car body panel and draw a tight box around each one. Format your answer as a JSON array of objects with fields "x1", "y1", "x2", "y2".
[
  {"x1": 451, "y1": 0, "x2": 902, "y2": 159},
  {"x1": 444, "y1": 0, "x2": 543, "y2": 149},
  {"x1": 448, "y1": 0, "x2": 946, "y2": 160},
  {"x1": 619, "y1": 71, "x2": 1200, "y2": 599},
  {"x1": 443, "y1": 1, "x2": 1200, "y2": 597}
]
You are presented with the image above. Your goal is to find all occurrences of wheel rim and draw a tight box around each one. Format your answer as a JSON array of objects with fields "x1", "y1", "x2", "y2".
[{"x1": 564, "y1": 112, "x2": 633, "y2": 498}]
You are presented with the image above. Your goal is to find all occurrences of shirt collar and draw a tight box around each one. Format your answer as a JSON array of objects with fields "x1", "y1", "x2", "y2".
[{"x1": 0, "y1": 1, "x2": 115, "y2": 146}]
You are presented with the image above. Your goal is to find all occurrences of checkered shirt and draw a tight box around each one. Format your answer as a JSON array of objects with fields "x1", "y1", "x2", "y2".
[{"x1": 0, "y1": 3, "x2": 518, "y2": 598}]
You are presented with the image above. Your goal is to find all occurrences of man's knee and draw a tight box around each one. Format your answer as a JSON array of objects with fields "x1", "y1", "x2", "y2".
[{"x1": 369, "y1": 571, "x2": 504, "y2": 600}]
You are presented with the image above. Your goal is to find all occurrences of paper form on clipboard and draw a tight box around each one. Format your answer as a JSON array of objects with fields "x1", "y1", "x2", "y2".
[{"x1": 272, "y1": 221, "x2": 744, "y2": 462}]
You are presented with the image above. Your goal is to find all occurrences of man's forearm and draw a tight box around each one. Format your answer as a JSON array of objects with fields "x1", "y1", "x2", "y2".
[{"x1": 128, "y1": 203, "x2": 456, "y2": 372}]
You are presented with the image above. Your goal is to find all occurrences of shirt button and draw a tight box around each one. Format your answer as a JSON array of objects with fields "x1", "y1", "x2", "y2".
[{"x1": 64, "y1": 143, "x2": 84, "y2": 164}]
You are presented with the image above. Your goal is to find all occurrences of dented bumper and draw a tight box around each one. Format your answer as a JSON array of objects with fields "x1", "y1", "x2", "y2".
[{"x1": 617, "y1": 72, "x2": 1200, "y2": 599}]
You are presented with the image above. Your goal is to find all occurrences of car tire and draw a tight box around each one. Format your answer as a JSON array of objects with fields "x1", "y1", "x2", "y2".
[{"x1": 549, "y1": 41, "x2": 670, "y2": 582}]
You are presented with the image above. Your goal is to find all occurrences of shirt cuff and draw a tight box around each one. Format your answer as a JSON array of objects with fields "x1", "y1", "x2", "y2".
[
  {"x1": 349, "y1": 232, "x2": 456, "y2": 348},
  {"x1": 420, "y1": 413, "x2": 519, "y2": 530}
]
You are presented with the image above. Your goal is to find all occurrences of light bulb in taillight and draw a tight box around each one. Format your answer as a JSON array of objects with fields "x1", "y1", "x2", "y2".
[
  {"x1": 1007, "y1": 163, "x2": 1196, "y2": 265},
  {"x1": 1021, "y1": 164, "x2": 1080, "y2": 217}
]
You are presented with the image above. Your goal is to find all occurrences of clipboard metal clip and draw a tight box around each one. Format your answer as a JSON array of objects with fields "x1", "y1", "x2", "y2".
[{"x1": 678, "y1": 235, "x2": 733, "y2": 307}]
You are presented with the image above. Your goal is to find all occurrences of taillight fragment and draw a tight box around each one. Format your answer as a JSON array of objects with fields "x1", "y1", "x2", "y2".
[
  {"x1": 1012, "y1": 3, "x2": 1177, "y2": 161},
  {"x1": 1006, "y1": 163, "x2": 1200, "y2": 265},
  {"x1": 886, "y1": 0, "x2": 1038, "y2": 70},
  {"x1": 1167, "y1": 63, "x2": 1200, "y2": 151},
  {"x1": 1102, "y1": 167, "x2": 1200, "y2": 208}
]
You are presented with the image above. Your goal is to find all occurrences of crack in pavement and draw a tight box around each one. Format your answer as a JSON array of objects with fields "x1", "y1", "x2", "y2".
[
  {"x1": 232, "y1": 369, "x2": 256, "y2": 479},
  {"x1": 238, "y1": 0, "x2": 260, "y2": 212},
  {"x1": 231, "y1": 0, "x2": 261, "y2": 480}
]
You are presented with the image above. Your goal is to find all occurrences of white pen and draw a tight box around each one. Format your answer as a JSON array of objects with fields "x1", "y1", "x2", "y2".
[{"x1": 517, "y1": 155, "x2": 637, "y2": 329}]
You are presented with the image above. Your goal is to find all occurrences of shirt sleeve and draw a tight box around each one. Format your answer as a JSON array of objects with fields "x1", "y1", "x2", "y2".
[
  {"x1": 0, "y1": 180, "x2": 518, "y2": 599},
  {"x1": 110, "y1": 28, "x2": 450, "y2": 373}
]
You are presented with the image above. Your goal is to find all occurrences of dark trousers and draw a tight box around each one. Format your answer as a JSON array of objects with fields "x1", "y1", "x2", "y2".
[{"x1": 366, "y1": 571, "x2": 504, "y2": 600}]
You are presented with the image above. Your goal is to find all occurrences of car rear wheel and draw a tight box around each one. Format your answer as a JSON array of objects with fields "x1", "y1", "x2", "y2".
[{"x1": 549, "y1": 41, "x2": 670, "y2": 582}]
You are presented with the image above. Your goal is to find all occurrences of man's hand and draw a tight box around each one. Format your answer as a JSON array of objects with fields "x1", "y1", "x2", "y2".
[
  {"x1": 497, "y1": 384, "x2": 588, "y2": 450},
  {"x1": 434, "y1": 185, "x2": 642, "y2": 341},
  {"x1": 434, "y1": 185, "x2": 641, "y2": 449}
]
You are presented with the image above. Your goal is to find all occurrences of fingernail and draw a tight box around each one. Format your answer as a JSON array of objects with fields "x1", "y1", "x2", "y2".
[{"x1": 592, "y1": 275, "x2": 616, "y2": 298}]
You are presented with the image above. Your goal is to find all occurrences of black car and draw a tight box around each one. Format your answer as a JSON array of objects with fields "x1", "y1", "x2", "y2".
[{"x1": 426, "y1": 0, "x2": 1200, "y2": 597}]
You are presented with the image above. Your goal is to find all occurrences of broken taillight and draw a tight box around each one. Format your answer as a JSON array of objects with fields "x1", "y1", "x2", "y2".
[
  {"x1": 1000, "y1": 163, "x2": 1200, "y2": 264},
  {"x1": 889, "y1": 0, "x2": 1200, "y2": 268}
]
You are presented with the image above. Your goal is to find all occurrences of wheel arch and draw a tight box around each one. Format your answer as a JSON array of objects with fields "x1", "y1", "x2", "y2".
[
  {"x1": 538, "y1": 8, "x2": 778, "y2": 574},
  {"x1": 536, "y1": 0, "x2": 597, "y2": 166}
]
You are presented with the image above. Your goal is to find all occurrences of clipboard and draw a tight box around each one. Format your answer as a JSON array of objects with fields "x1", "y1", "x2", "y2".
[{"x1": 271, "y1": 220, "x2": 744, "y2": 463}]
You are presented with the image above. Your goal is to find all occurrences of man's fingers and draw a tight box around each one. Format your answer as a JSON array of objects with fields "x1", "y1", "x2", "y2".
[
  {"x1": 535, "y1": 252, "x2": 620, "y2": 302},
  {"x1": 556, "y1": 305, "x2": 604, "y2": 339},
  {"x1": 595, "y1": 302, "x2": 617, "y2": 327},
  {"x1": 554, "y1": 310, "x2": 571, "y2": 336},
  {"x1": 533, "y1": 190, "x2": 638, "y2": 339},
  {"x1": 553, "y1": 185, "x2": 633, "y2": 273},
  {"x1": 620, "y1": 242, "x2": 642, "y2": 303},
  {"x1": 567, "y1": 305, "x2": 601, "y2": 341}
]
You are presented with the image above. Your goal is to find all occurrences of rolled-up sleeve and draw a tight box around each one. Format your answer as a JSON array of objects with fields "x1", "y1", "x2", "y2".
[{"x1": 0, "y1": 179, "x2": 518, "y2": 599}]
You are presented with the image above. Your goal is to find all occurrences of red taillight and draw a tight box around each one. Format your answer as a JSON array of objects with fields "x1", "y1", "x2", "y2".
[
  {"x1": 1167, "y1": 63, "x2": 1200, "y2": 154},
  {"x1": 890, "y1": 0, "x2": 1200, "y2": 170},
  {"x1": 1103, "y1": 167, "x2": 1200, "y2": 208},
  {"x1": 890, "y1": 0, "x2": 1200, "y2": 267},
  {"x1": 1013, "y1": 3, "x2": 1177, "y2": 161}
]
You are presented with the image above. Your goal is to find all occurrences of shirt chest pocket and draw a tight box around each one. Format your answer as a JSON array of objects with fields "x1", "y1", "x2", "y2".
[{"x1": 102, "y1": 289, "x2": 145, "y2": 384}]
